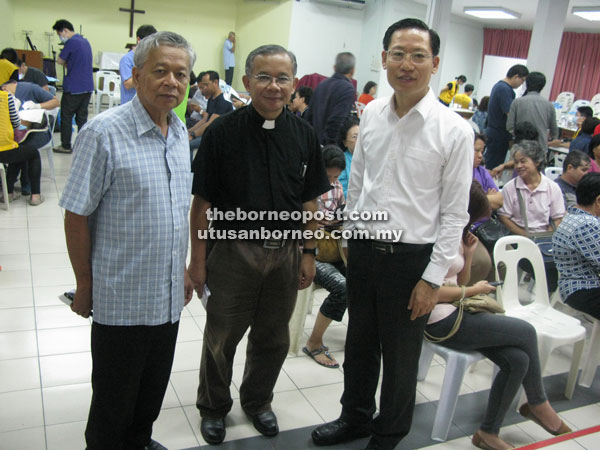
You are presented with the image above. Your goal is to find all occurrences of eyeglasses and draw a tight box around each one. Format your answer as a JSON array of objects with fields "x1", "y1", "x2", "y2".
[
  {"x1": 386, "y1": 50, "x2": 432, "y2": 64},
  {"x1": 250, "y1": 74, "x2": 293, "y2": 87}
]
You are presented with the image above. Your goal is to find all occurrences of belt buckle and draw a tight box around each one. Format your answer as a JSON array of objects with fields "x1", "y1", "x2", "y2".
[
  {"x1": 263, "y1": 238, "x2": 284, "y2": 249},
  {"x1": 372, "y1": 241, "x2": 392, "y2": 254}
]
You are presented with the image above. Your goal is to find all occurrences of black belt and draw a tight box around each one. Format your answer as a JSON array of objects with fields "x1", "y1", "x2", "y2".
[
  {"x1": 370, "y1": 240, "x2": 432, "y2": 254},
  {"x1": 261, "y1": 238, "x2": 287, "y2": 249}
]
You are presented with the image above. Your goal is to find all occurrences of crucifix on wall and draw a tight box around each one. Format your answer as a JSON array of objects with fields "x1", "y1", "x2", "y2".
[{"x1": 119, "y1": 0, "x2": 146, "y2": 38}]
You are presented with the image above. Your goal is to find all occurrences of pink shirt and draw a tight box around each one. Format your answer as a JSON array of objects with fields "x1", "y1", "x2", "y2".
[
  {"x1": 498, "y1": 174, "x2": 565, "y2": 233},
  {"x1": 428, "y1": 245, "x2": 464, "y2": 324}
]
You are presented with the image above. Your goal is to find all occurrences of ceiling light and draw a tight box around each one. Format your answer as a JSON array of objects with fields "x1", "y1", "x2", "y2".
[
  {"x1": 464, "y1": 7, "x2": 521, "y2": 20},
  {"x1": 572, "y1": 7, "x2": 600, "y2": 21}
]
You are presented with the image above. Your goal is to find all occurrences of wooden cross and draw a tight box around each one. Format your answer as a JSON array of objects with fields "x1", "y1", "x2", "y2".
[{"x1": 119, "y1": 0, "x2": 146, "y2": 38}]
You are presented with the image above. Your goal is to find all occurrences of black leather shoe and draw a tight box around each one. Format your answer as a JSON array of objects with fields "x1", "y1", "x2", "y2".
[
  {"x1": 200, "y1": 417, "x2": 226, "y2": 445},
  {"x1": 145, "y1": 440, "x2": 168, "y2": 450},
  {"x1": 251, "y1": 410, "x2": 279, "y2": 436},
  {"x1": 312, "y1": 418, "x2": 370, "y2": 446}
]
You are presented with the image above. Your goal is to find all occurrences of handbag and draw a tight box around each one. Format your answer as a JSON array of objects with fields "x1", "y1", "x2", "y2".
[
  {"x1": 473, "y1": 214, "x2": 511, "y2": 254},
  {"x1": 517, "y1": 188, "x2": 556, "y2": 264},
  {"x1": 316, "y1": 228, "x2": 347, "y2": 265},
  {"x1": 424, "y1": 286, "x2": 504, "y2": 343}
]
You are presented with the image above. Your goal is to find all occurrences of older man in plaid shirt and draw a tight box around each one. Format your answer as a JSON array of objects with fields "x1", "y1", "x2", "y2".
[{"x1": 60, "y1": 32, "x2": 195, "y2": 450}]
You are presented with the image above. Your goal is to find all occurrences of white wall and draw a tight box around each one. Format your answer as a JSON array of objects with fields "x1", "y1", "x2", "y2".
[{"x1": 288, "y1": 0, "x2": 364, "y2": 85}]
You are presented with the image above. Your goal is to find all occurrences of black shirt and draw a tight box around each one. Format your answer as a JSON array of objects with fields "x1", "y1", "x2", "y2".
[
  {"x1": 22, "y1": 67, "x2": 48, "y2": 88},
  {"x1": 192, "y1": 103, "x2": 331, "y2": 232},
  {"x1": 206, "y1": 93, "x2": 232, "y2": 120}
]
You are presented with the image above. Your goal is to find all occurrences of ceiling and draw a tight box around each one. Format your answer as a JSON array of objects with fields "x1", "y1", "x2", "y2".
[{"x1": 413, "y1": 0, "x2": 600, "y2": 32}]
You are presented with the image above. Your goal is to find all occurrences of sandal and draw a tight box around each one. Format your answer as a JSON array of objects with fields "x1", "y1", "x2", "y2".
[
  {"x1": 0, "y1": 192, "x2": 21, "y2": 203},
  {"x1": 302, "y1": 346, "x2": 340, "y2": 368}
]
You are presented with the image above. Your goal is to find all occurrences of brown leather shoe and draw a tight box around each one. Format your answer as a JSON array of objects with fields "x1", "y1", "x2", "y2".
[{"x1": 519, "y1": 404, "x2": 572, "y2": 436}]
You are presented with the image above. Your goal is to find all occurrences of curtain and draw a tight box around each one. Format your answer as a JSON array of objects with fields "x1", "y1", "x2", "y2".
[{"x1": 483, "y1": 28, "x2": 600, "y2": 101}]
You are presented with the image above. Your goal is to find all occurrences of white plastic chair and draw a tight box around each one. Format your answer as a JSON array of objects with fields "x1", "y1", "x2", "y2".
[
  {"x1": 0, "y1": 163, "x2": 8, "y2": 211},
  {"x1": 555, "y1": 92, "x2": 575, "y2": 112},
  {"x1": 493, "y1": 236, "x2": 586, "y2": 399},
  {"x1": 569, "y1": 99, "x2": 591, "y2": 114},
  {"x1": 591, "y1": 94, "x2": 600, "y2": 117},
  {"x1": 580, "y1": 316, "x2": 600, "y2": 387},
  {"x1": 355, "y1": 101, "x2": 366, "y2": 118},
  {"x1": 95, "y1": 71, "x2": 121, "y2": 114},
  {"x1": 544, "y1": 167, "x2": 563, "y2": 181},
  {"x1": 39, "y1": 108, "x2": 59, "y2": 180},
  {"x1": 418, "y1": 341, "x2": 489, "y2": 441}
]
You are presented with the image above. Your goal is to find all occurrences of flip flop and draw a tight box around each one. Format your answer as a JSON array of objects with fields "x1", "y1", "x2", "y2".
[{"x1": 302, "y1": 346, "x2": 340, "y2": 369}]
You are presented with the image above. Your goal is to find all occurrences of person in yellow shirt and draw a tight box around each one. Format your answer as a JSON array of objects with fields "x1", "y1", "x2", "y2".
[
  {"x1": 439, "y1": 74, "x2": 466, "y2": 106},
  {"x1": 452, "y1": 84, "x2": 474, "y2": 109}
]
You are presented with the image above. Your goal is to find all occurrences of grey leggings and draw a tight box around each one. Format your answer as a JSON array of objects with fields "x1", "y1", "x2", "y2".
[{"x1": 426, "y1": 311, "x2": 547, "y2": 434}]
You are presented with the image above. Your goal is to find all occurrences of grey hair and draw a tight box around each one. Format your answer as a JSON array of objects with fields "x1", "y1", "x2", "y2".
[
  {"x1": 134, "y1": 31, "x2": 196, "y2": 71},
  {"x1": 245, "y1": 45, "x2": 297, "y2": 77},
  {"x1": 511, "y1": 140, "x2": 546, "y2": 172},
  {"x1": 334, "y1": 52, "x2": 355, "y2": 75}
]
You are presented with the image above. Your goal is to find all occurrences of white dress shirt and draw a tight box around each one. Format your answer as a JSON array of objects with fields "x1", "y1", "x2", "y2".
[{"x1": 344, "y1": 88, "x2": 474, "y2": 286}]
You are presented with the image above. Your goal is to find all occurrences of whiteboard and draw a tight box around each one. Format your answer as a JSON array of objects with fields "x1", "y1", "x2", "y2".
[{"x1": 478, "y1": 55, "x2": 527, "y2": 100}]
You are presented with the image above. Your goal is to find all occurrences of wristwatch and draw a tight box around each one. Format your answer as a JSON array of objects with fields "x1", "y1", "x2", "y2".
[
  {"x1": 421, "y1": 279, "x2": 440, "y2": 290},
  {"x1": 302, "y1": 247, "x2": 318, "y2": 256}
]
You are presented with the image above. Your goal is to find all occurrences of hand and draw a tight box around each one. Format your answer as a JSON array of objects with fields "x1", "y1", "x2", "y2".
[
  {"x1": 183, "y1": 268, "x2": 194, "y2": 306},
  {"x1": 486, "y1": 188, "x2": 498, "y2": 195},
  {"x1": 187, "y1": 261, "x2": 207, "y2": 298},
  {"x1": 188, "y1": 133, "x2": 193, "y2": 141},
  {"x1": 489, "y1": 164, "x2": 504, "y2": 178},
  {"x1": 473, "y1": 280, "x2": 497, "y2": 295},
  {"x1": 71, "y1": 283, "x2": 93, "y2": 318},
  {"x1": 298, "y1": 254, "x2": 316, "y2": 290},
  {"x1": 22, "y1": 100, "x2": 41, "y2": 110},
  {"x1": 463, "y1": 231, "x2": 479, "y2": 255},
  {"x1": 408, "y1": 280, "x2": 439, "y2": 321}
]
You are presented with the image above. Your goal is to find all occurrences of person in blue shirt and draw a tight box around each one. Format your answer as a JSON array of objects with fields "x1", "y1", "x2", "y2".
[
  {"x1": 569, "y1": 117, "x2": 600, "y2": 153},
  {"x1": 336, "y1": 115, "x2": 359, "y2": 198},
  {"x1": 119, "y1": 24, "x2": 157, "y2": 105}
]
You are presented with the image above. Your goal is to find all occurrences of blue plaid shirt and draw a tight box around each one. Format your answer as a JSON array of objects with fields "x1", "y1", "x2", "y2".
[
  {"x1": 60, "y1": 96, "x2": 192, "y2": 326},
  {"x1": 553, "y1": 206, "x2": 600, "y2": 300}
]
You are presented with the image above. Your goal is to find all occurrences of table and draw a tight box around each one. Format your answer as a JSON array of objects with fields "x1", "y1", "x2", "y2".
[
  {"x1": 559, "y1": 125, "x2": 577, "y2": 140},
  {"x1": 453, "y1": 108, "x2": 475, "y2": 119}
]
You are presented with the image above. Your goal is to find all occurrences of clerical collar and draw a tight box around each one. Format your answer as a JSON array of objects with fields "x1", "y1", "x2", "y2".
[
  {"x1": 248, "y1": 103, "x2": 287, "y2": 130},
  {"x1": 262, "y1": 120, "x2": 275, "y2": 130}
]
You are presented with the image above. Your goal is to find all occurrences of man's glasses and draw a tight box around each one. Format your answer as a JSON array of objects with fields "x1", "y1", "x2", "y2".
[
  {"x1": 386, "y1": 50, "x2": 432, "y2": 64},
  {"x1": 250, "y1": 74, "x2": 293, "y2": 86}
]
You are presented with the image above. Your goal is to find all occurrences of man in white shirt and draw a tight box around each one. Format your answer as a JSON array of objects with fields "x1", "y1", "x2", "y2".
[
  {"x1": 312, "y1": 18, "x2": 473, "y2": 450},
  {"x1": 223, "y1": 32, "x2": 235, "y2": 86}
]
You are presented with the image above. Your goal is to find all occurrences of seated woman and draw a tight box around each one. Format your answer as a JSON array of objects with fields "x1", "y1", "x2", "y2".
[
  {"x1": 303, "y1": 145, "x2": 347, "y2": 368},
  {"x1": 471, "y1": 134, "x2": 503, "y2": 283},
  {"x1": 587, "y1": 134, "x2": 600, "y2": 173},
  {"x1": 497, "y1": 140, "x2": 566, "y2": 292},
  {"x1": 569, "y1": 117, "x2": 600, "y2": 153},
  {"x1": 0, "y1": 90, "x2": 45, "y2": 205},
  {"x1": 472, "y1": 96, "x2": 489, "y2": 134},
  {"x1": 553, "y1": 173, "x2": 600, "y2": 319},
  {"x1": 336, "y1": 116, "x2": 360, "y2": 198},
  {"x1": 426, "y1": 182, "x2": 570, "y2": 450},
  {"x1": 357, "y1": 81, "x2": 377, "y2": 105}
]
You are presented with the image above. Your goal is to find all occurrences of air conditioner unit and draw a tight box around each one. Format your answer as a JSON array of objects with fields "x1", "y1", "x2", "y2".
[{"x1": 311, "y1": 0, "x2": 367, "y2": 10}]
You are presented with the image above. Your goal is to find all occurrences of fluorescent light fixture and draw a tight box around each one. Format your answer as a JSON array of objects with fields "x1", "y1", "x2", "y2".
[
  {"x1": 463, "y1": 7, "x2": 521, "y2": 20},
  {"x1": 572, "y1": 7, "x2": 600, "y2": 21}
]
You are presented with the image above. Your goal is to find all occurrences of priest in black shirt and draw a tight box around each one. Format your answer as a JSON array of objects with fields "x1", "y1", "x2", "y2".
[{"x1": 189, "y1": 44, "x2": 331, "y2": 445}]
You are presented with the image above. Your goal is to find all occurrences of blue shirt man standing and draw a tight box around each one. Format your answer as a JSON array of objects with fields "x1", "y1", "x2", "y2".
[{"x1": 119, "y1": 24, "x2": 157, "y2": 104}]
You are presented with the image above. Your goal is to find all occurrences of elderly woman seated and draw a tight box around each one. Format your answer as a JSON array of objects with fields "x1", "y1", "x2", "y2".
[
  {"x1": 553, "y1": 173, "x2": 600, "y2": 319},
  {"x1": 497, "y1": 140, "x2": 566, "y2": 292}
]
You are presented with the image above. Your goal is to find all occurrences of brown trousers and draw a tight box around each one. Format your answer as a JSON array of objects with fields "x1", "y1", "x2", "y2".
[{"x1": 196, "y1": 239, "x2": 300, "y2": 418}]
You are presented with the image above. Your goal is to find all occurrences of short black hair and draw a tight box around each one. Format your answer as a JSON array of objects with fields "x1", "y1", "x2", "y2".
[
  {"x1": 578, "y1": 106, "x2": 594, "y2": 118},
  {"x1": 0, "y1": 48, "x2": 18, "y2": 64},
  {"x1": 337, "y1": 115, "x2": 360, "y2": 149},
  {"x1": 464, "y1": 84, "x2": 474, "y2": 93},
  {"x1": 514, "y1": 121, "x2": 539, "y2": 142},
  {"x1": 474, "y1": 133, "x2": 486, "y2": 144},
  {"x1": 588, "y1": 134, "x2": 600, "y2": 160},
  {"x1": 295, "y1": 86, "x2": 312, "y2": 105},
  {"x1": 52, "y1": 20, "x2": 74, "y2": 32},
  {"x1": 322, "y1": 145, "x2": 346, "y2": 171},
  {"x1": 382, "y1": 18, "x2": 440, "y2": 56},
  {"x1": 136, "y1": 24, "x2": 157, "y2": 40},
  {"x1": 576, "y1": 172, "x2": 600, "y2": 206},
  {"x1": 362, "y1": 81, "x2": 377, "y2": 95},
  {"x1": 457, "y1": 75, "x2": 467, "y2": 83},
  {"x1": 478, "y1": 96, "x2": 489, "y2": 112},
  {"x1": 506, "y1": 64, "x2": 529, "y2": 78},
  {"x1": 196, "y1": 71, "x2": 206, "y2": 83},
  {"x1": 525, "y1": 71, "x2": 546, "y2": 93},
  {"x1": 563, "y1": 149, "x2": 590, "y2": 172},
  {"x1": 202, "y1": 70, "x2": 219, "y2": 82},
  {"x1": 582, "y1": 117, "x2": 600, "y2": 135}
]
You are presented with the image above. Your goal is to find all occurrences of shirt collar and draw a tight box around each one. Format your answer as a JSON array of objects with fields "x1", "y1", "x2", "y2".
[
  {"x1": 385, "y1": 87, "x2": 435, "y2": 121},
  {"x1": 569, "y1": 205, "x2": 596, "y2": 217},
  {"x1": 247, "y1": 103, "x2": 288, "y2": 130},
  {"x1": 515, "y1": 174, "x2": 550, "y2": 192},
  {"x1": 131, "y1": 95, "x2": 186, "y2": 139}
]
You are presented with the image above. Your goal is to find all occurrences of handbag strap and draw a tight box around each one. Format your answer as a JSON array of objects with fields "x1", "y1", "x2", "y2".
[
  {"x1": 424, "y1": 286, "x2": 466, "y2": 343},
  {"x1": 516, "y1": 187, "x2": 531, "y2": 237}
]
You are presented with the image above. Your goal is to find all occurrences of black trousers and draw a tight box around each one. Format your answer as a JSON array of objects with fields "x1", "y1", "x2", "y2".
[
  {"x1": 340, "y1": 239, "x2": 433, "y2": 450},
  {"x1": 0, "y1": 132, "x2": 49, "y2": 195},
  {"x1": 60, "y1": 92, "x2": 91, "y2": 149},
  {"x1": 484, "y1": 128, "x2": 511, "y2": 170},
  {"x1": 566, "y1": 288, "x2": 600, "y2": 320},
  {"x1": 225, "y1": 67, "x2": 234, "y2": 86},
  {"x1": 85, "y1": 321, "x2": 179, "y2": 450}
]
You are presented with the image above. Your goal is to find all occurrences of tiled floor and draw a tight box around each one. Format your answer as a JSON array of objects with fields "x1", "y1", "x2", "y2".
[{"x1": 1, "y1": 127, "x2": 600, "y2": 449}]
